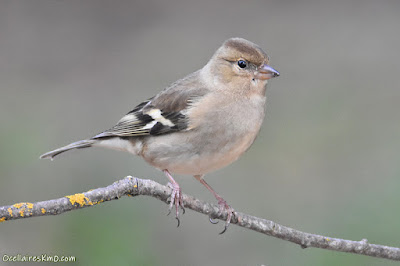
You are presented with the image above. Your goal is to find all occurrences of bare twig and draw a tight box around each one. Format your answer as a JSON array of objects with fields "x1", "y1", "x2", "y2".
[{"x1": 0, "y1": 176, "x2": 399, "y2": 261}]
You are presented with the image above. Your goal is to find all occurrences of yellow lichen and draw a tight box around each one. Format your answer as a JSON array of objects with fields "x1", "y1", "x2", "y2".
[
  {"x1": 13, "y1": 203, "x2": 24, "y2": 208},
  {"x1": 0, "y1": 217, "x2": 6, "y2": 223},
  {"x1": 66, "y1": 194, "x2": 92, "y2": 207},
  {"x1": 41, "y1": 208, "x2": 46, "y2": 214},
  {"x1": 7, "y1": 208, "x2": 13, "y2": 217},
  {"x1": 92, "y1": 199, "x2": 104, "y2": 205},
  {"x1": 12, "y1": 202, "x2": 34, "y2": 217}
]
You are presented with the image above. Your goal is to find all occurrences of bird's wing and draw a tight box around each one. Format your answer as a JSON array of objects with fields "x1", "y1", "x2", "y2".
[{"x1": 92, "y1": 72, "x2": 209, "y2": 139}]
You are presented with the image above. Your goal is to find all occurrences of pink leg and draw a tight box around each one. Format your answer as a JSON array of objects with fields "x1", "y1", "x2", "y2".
[
  {"x1": 163, "y1": 170, "x2": 185, "y2": 226},
  {"x1": 194, "y1": 175, "x2": 234, "y2": 234}
]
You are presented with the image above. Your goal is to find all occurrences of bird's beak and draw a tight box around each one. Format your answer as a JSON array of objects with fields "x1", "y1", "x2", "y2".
[{"x1": 255, "y1": 64, "x2": 280, "y2": 80}]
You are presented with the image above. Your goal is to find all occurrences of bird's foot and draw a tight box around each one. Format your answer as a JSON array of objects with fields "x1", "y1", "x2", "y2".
[
  {"x1": 164, "y1": 170, "x2": 185, "y2": 227},
  {"x1": 166, "y1": 182, "x2": 185, "y2": 221},
  {"x1": 216, "y1": 198, "x2": 235, "y2": 234},
  {"x1": 194, "y1": 175, "x2": 235, "y2": 234}
]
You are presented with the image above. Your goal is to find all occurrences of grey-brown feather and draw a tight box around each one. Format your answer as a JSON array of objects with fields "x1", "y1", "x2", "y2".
[
  {"x1": 92, "y1": 70, "x2": 209, "y2": 139},
  {"x1": 39, "y1": 139, "x2": 96, "y2": 159}
]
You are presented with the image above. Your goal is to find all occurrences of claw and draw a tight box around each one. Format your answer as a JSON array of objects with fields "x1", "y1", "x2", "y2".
[
  {"x1": 176, "y1": 217, "x2": 180, "y2": 227},
  {"x1": 209, "y1": 217, "x2": 219, "y2": 224},
  {"x1": 179, "y1": 194, "x2": 185, "y2": 214},
  {"x1": 219, "y1": 225, "x2": 228, "y2": 235}
]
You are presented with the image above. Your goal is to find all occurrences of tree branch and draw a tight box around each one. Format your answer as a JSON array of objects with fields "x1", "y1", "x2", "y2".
[{"x1": 0, "y1": 176, "x2": 399, "y2": 261}]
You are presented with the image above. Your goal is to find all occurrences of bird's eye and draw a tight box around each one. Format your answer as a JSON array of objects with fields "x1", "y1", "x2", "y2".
[{"x1": 237, "y1": 60, "x2": 247, "y2": 68}]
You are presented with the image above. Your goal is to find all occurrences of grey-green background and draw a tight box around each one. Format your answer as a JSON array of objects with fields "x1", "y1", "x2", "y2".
[{"x1": 1, "y1": 0, "x2": 399, "y2": 265}]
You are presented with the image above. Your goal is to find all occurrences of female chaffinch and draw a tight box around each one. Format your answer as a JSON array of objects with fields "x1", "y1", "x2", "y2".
[{"x1": 41, "y1": 37, "x2": 280, "y2": 233}]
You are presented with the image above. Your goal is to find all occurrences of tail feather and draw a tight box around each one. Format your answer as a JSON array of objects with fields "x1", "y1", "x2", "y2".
[{"x1": 40, "y1": 139, "x2": 96, "y2": 160}]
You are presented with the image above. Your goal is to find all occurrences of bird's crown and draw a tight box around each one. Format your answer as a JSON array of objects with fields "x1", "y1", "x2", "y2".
[{"x1": 216, "y1": 37, "x2": 269, "y2": 66}]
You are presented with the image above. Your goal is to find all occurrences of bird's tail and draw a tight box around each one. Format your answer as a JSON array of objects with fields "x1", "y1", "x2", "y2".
[{"x1": 40, "y1": 139, "x2": 97, "y2": 160}]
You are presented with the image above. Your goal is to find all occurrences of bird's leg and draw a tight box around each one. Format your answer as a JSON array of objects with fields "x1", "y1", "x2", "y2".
[
  {"x1": 163, "y1": 169, "x2": 185, "y2": 227},
  {"x1": 194, "y1": 175, "x2": 234, "y2": 234}
]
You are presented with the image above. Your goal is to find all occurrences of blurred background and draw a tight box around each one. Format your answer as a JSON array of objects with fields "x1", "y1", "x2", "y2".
[{"x1": 1, "y1": 0, "x2": 399, "y2": 265}]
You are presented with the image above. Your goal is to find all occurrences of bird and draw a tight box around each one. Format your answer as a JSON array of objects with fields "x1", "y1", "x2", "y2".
[{"x1": 40, "y1": 37, "x2": 280, "y2": 233}]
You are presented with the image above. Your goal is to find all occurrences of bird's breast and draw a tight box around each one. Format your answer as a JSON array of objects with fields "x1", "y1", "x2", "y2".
[{"x1": 139, "y1": 94, "x2": 266, "y2": 175}]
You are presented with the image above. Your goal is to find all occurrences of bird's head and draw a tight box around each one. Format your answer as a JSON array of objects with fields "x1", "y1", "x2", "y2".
[{"x1": 203, "y1": 38, "x2": 279, "y2": 94}]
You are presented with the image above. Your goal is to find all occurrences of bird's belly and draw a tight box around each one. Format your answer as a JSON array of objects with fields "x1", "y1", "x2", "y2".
[{"x1": 139, "y1": 129, "x2": 259, "y2": 175}]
